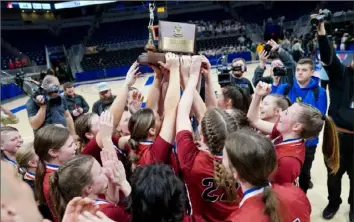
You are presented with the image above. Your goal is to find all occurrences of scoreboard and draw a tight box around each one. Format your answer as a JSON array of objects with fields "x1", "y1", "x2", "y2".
[{"x1": 7, "y1": 2, "x2": 51, "y2": 10}]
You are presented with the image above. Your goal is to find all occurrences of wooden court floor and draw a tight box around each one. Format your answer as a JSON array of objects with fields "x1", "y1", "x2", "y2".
[{"x1": 1, "y1": 63, "x2": 350, "y2": 221}]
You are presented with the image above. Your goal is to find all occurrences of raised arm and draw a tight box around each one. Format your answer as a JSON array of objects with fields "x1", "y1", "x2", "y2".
[
  {"x1": 269, "y1": 39, "x2": 295, "y2": 85},
  {"x1": 247, "y1": 82, "x2": 275, "y2": 134},
  {"x1": 202, "y1": 56, "x2": 217, "y2": 108},
  {"x1": 315, "y1": 20, "x2": 345, "y2": 82},
  {"x1": 145, "y1": 65, "x2": 163, "y2": 112},
  {"x1": 110, "y1": 62, "x2": 141, "y2": 130},
  {"x1": 177, "y1": 56, "x2": 202, "y2": 133},
  {"x1": 180, "y1": 56, "x2": 206, "y2": 124},
  {"x1": 156, "y1": 53, "x2": 180, "y2": 144},
  {"x1": 97, "y1": 62, "x2": 140, "y2": 148},
  {"x1": 252, "y1": 50, "x2": 273, "y2": 86}
]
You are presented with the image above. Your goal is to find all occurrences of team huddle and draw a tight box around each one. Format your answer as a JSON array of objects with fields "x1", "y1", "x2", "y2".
[{"x1": 1, "y1": 52, "x2": 340, "y2": 222}]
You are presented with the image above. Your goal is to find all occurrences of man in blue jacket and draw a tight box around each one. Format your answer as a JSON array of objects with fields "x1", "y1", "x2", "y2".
[{"x1": 272, "y1": 58, "x2": 328, "y2": 194}]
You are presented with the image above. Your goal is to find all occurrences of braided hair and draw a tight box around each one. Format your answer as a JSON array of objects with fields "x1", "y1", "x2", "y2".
[{"x1": 201, "y1": 108, "x2": 249, "y2": 201}]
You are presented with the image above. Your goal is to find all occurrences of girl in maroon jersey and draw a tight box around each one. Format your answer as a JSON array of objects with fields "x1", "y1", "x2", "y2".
[
  {"x1": 15, "y1": 142, "x2": 38, "y2": 193},
  {"x1": 78, "y1": 61, "x2": 142, "y2": 159},
  {"x1": 258, "y1": 94, "x2": 291, "y2": 135},
  {"x1": 176, "y1": 56, "x2": 249, "y2": 222},
  {"x1": 247, "y1": 81, "x2": 339, "y2": 184},
  {"x1": 223, "y1": 128, "x2": 311, "y2": 222},
  {"x1": 34, "y1": 124, "x2": 77, "y2": 222},
  {"x1": 50, "y1": 152, "x2": 130, "y2": 222},
  {"x1": 126, "y1": 53, "x2": 180, "y2": 172}
]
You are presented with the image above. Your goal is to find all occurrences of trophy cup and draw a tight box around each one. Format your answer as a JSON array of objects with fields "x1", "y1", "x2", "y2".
[{"x1": 137, "y1": 3, "x2": 197, "y2": 65}]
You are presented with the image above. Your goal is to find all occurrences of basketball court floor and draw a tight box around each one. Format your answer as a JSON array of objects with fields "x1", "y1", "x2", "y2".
[{"x1": 1, "y1": 63, "x2": 349, "y2": 221}]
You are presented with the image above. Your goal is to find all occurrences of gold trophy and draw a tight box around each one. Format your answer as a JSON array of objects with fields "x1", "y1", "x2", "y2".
[{"x1": 137, "y1": 3, "x2": 197, "y2": 65}]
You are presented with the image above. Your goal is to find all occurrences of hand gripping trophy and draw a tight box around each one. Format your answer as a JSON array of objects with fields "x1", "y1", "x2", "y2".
[{"x1": 137, "y1": 3, "x2": 197, "y2": 65}]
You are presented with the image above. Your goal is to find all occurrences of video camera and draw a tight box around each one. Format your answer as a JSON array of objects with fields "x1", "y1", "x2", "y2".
[
  {"x1": 310, "y1": 9, "x2": 332, "y2": 27},
  {"x1": 13, "y1": 71, "x2": 55, "y2": 104},
  {"x1": 218, "y1": 69, "x2": 232, "y2": 88},
  {"x1": 273, "y1": 67, "x2": 287, "y2": 77}
]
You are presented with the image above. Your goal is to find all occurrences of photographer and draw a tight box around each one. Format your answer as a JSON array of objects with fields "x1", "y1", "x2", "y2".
[
  {"x1": 25, "y1": 75, "x2": 76, "y2": 136},
  {"x1": 252, "y1": 39, "x2": 295, "y2": 87},
  {"x1": 314, "y1": 10, "x2": 354, "y2": 221}
]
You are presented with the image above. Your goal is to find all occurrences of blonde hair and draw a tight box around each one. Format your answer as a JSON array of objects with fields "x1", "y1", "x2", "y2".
[{"x1": 15, "y1": 142, "x2": 36, "y2": 175}]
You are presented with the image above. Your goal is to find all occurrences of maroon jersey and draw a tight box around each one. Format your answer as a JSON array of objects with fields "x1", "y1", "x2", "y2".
[
  {"x1": 227, "y1": 183, "x2": 311, "y2": 222},
  {"x1": 81, "y1": 136, "x2": 120, "y2": 165},
  {"x1": 176, "y1": 130, "x2": 240, "y2": 222},
  {"x1": 269, "y1": 124, "x2": 305, "y2": 184},
  {"x1": 136, "y1": 135, "x2": 172, "y2": 166},
  {"x1": 94, "y1": 199, "x2": 130, "y2": 221}
]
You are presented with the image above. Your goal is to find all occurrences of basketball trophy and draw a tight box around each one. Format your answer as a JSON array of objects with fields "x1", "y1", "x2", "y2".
[{"x1": 137, "y1": 3, "x2": 197, "y2": 65}]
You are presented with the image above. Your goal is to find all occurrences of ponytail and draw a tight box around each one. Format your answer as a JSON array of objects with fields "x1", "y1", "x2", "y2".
[
  {"x1": 35, "y1": 159, "x2": 47, "y2": 205},
  {"x1": 128, "y1": 138, "x2": 140, "y2": 174},
  {"x1": 262, "y1": 186, "x2": 280, "y2": 222},
  {"x1": 49, "y1": 171, "x2": 67, "y2": 221},
  {"x1": 213, "y1": 160, "x2": 238, "y2": 202},
  {"x1": 322, "y1": 116, "x2": 340, "y2": 174}
]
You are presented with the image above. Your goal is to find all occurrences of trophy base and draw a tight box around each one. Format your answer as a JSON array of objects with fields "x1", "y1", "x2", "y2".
[{"x1": 137, "y1": 52, "x2": 166, "y2": 65}]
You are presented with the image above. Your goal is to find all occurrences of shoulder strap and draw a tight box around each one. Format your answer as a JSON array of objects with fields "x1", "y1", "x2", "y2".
[{"x1": 283, "y1": 83, "x2": 293, "y2": 96}]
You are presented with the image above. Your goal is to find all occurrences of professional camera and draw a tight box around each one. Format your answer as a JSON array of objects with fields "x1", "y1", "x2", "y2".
[
  {"x1": 273, "y1": 67, "x2": 287, "y2": 76},
  {"x1": 218, "y1": 69, "x2": 231, "y2": 87},
  {"x1": 310, "y1": 9, "x2": 332, "y2": 27},
  {"x1": 14, "y1": 72, "x2": 47, "y2": 103},
  {"x1": 263, "y1": 44, "x2": 273, "y2": 52}
]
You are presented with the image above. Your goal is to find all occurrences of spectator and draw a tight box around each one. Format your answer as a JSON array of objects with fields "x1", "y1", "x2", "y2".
[
  {"x1": 292, "y1": 39, "x2": 305, "y2": 62},
  {"x1": 230, "y1": 58, "x2": 254, "y2": 96},
  {"x1": 92, "y1": 82, "x2": 116, "y2": 116},
  {"x1": 316, "y1": 16, "x2": 354, "y2": 221},
  {"x1": 63, "y1": 82, "x2": 90, "y2": 120},
  {"x1": 25, "y1": 75, "x2": 76, "y2": 136},
  {"x1": 15, "y1": 58, "x2": 21, "y2": 69},
  {"x1": 8, "y1": 59, "x2": 14, "y2": 70},
  {"x1": 253, "y1": 39, "x2": 295, "y2": 87},
  {"x1": 1, "y1": 106, "x2": 19, "y2": 127}
]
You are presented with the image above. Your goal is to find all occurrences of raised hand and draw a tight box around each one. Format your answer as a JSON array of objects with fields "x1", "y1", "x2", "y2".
[
  {"x1": 255, "y1": 81, "x2": 272, "y2": 96},
  {"x1": 267, "y1": 39, "x2": 280, "y2": 51},
  {"x1": 100, "y1": 149, "x2": 127, "y2": 187},
  {"x1": 125, "y1": 61, "x2": 141, "y2": 87},
  {"x1": 99, "y1": 110, "x2": 114, "y2": 138},
  {"x1": 190, "y1": 55, "x2": 202, "y2": 77},
  {"x1": 62, "y1": 197, "x2": 99, "y2": 222},
  {"x1": 180, "y1": 55, "x2": 192, "y2": 76},
  {"x1": 158, "y1": 52, "x2": 180, "y2": 70},
  {"x1": 200, "y1": 55, "x2": 211, "y2": 79},
  {"x1": 129, "y1": 91, "x2": 143, "y2": 113}
]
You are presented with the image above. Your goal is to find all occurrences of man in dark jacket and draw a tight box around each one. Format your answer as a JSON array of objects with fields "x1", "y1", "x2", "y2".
[
  {"x1": 63, "y1": 82, "x2": 90, "y2": 120},
  {"x1": 315, "y1": 13, "x2": 354, "y2": 222},
  {"x1": 252, "y1": 39, "x2": 294, "y2": 87}
]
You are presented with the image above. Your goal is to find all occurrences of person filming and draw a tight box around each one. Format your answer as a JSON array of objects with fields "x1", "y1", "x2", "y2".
[
  {"x1": 25, "y1": 75, "x2": 76, "y2": 137},
  {"x1": 314, "y1": 9, "x2": 354, "y2": 221}
]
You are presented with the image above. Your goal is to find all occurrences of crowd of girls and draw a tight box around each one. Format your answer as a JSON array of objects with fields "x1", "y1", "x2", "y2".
[{"x1": 1, "y1": 52, "x2": 339, "y2": 222}]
